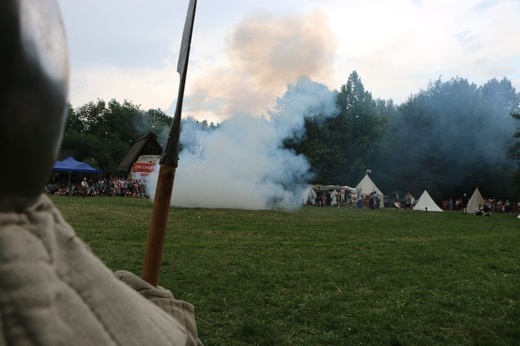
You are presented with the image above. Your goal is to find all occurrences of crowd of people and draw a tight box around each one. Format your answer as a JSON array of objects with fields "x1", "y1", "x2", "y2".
[
  {"x1": 44, "y1": 176, "x2": 149, "y2": 198},
  {"x1": 45, "y1": 178, "x2": 519, "y2": 215},
  {"x1": 305, "y1": 186, "x2": 519, "y2": 215},
  {"x1": 310, "y1": 188, "x2": 382, "y2": 209},
  {"x1": 442, "y1": 197, "x2": 518, "y2": 215}
]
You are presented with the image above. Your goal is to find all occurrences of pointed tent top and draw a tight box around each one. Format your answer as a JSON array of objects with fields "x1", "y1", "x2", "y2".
[
  {"x1": 356, "y1": 174, "x2": 384, "y2": 208},
  {"x1": 413, "y1": 190, "x2": 443, "y2": 212},
  {"x1": 356, "y1": 174, "x2": 382, "y2": 195},
  {"x1": 467, "y1": 187, "x2": 485, "y2": 213}
]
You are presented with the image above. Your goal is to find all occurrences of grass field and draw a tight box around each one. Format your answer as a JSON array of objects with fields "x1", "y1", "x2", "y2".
[{"x1": 50, "y1": 196, "x2": 520, "y2": 346}]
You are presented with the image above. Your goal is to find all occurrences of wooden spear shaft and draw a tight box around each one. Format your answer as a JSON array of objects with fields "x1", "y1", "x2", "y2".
[
  {"x1": 142, "y1": 0, "x2": 197, "y2": 287},
  {"x1": 141, "y1": 164, "x2": 176, "y2": 286}
]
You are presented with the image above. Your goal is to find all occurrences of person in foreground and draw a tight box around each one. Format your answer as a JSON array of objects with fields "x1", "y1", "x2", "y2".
[{"x1": 0, "y1": 1, "x2": 201, "y2": 345}]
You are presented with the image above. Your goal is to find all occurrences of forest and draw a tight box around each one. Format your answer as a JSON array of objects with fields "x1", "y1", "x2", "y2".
[{"x1": 61, "y1": 71, "x2": 520, "y2": 202}]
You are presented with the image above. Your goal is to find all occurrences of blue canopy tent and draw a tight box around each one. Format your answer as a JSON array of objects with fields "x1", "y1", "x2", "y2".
[
  {"x1": 54, "y1": 156, "x2": 102, "y2": 173},
  {"x1": 53, "y1": 156, "x2": 102, "y2": 187}
]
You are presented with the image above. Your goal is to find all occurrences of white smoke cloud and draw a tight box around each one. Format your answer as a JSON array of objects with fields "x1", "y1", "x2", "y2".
[
  {"x1": 178, "y1": 10, "x2": 338, "y2": 123},
  {"x1": 146, "y1": 76, "x2": 338, "y2": 210}
]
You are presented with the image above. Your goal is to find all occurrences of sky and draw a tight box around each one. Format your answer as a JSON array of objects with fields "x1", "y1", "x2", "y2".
[{"x1": 57, "y1": 0, "x2": 520, "y2": 124}]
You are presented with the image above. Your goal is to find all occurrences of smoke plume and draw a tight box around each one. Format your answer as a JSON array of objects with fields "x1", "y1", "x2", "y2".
[
  {"x1": 149, "y1": 10, "x2": 339, "y2": 209},
  {"x1": 180, "y1": 10, "x2": 338, "y2": 122},
  {"x1": 147, "y1": 76, "x2": 338, "y2": 210}
]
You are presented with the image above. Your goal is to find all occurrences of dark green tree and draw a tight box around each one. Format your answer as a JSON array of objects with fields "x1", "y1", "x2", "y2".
[
  {"x1": 508, "y1": 112, "x2": 520, "y2": 196},
  {"x1": 62, "y1": 99, "x2": 174, "y2": 174},
  {"x1": 61, "y1": 98, "x2": 220, "y2": 176},
  {"x1": 335, "y1": 72, "x2": 391, "y2": 184},
  {"x1": 134, "y1": 108, "x2": 172, "y2": 146},
  {"x1": 383, "y1": 77, "x2": 519, "y2": 200},
  {"x1": 283, "y1": 71, "x2": 390, "y2": 185}
]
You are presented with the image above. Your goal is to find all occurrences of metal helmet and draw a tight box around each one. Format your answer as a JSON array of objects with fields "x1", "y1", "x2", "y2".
[{"x1": 0, "y1": 0, "x2": 69, "y2": 211}]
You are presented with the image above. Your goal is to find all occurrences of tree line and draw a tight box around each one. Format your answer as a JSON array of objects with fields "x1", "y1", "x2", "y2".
[{"x1": 61, "y1": 71, "x2": 520, "y2": 202}]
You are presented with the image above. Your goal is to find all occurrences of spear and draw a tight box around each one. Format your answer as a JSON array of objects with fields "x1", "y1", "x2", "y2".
[{"x1": 142, "y1": 0, "x2": 198, "y2": 287}]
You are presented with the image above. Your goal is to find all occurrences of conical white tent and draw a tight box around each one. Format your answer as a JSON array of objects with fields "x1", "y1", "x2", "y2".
[
  {"x1": 355, "y1": 174, "x2": 384, "y2": 208},
  {"x1": 467, "y1": 187, "x2": 485, "y2": 213},
  {"x1": 413, "y1": 190, "x2": 443, "y2": 212}
]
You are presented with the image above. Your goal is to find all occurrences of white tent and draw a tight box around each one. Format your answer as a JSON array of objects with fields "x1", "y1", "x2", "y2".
[
  {"x1": 467, "y1": 187, "x2": 485, "y2": 213},
  {"x1": 311, "y1": 184, "x2": 356, "y2": 206},
  {"x1": 302, "y1": 185, "x2": 317, "y2": 205},
  {"x1": 413, "y1": 190, "x2": 443, "y2": 212},
  {"x1": 313, "y1": 184, "x2": 356, "y2": 192},
  {"x1": 355, "y1": 174, "x2": 384, "y2": 208}
]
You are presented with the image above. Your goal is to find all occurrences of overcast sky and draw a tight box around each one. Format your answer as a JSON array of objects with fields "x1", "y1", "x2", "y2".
[{"x1": 57, "y1": 0, "x2": 520, "y2": 123}]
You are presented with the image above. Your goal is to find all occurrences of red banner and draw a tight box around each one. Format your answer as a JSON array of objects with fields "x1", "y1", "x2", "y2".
[{"x1": 132, "y1": 162, "x2": 155, "y2": 173}]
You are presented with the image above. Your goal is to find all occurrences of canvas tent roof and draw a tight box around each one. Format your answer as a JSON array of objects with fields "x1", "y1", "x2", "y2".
[
  {"x1": 355, "y1": 174, "x2": 384, "y2": 208},
  {"x1": 53, "y1": 156, "x2": 102, "y2": 174},
  {"x1": 413, "y1": 190, "x2": 443, "y2": 212},
  {"x1": 117, "y1": 132, "x2": 163, "y2": 173},
  {"x1": 313, "y1": 184, "x2": 356, "y2": 192},
  {"x1": 467, "y1": 187, "x2": 485, "y2": 213}
]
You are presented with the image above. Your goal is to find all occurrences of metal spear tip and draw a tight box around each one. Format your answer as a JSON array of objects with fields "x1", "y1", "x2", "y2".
[{"x1": 0, "y1": 0, "x2": 69, "y2": 212}]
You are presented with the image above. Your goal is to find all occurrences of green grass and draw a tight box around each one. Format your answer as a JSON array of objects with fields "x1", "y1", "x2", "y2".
[{"x1": 50, "y1": 196, "x2": 520, "y2": 346}]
